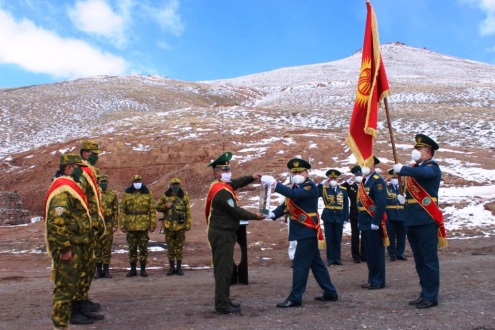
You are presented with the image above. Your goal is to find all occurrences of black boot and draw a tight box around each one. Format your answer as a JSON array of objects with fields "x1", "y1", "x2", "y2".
[
  {"x1": 126, "y1": 262, "x2": 137, "y2": 277},
  {"x1": 103, "y1": 264, "x2": 112, "y2": 278},
  {"x1": 166, "y1": 261, "x2": 175, "y2": 276},
  {"x1": 140, "y1": 262, "x2": 148, "y2": 277},
  {"x1": 79, "y1": 300, "x2": 104, "y2": 321},
  {"x1": 94, "y1": 263, "x2": 103, "y2": 279},
  {"x1": 70, "y1": 301, "x2": 94, "y2": 325},
  {"x1": 176, "y1": 260, "x2": 184, "y2": 276}
]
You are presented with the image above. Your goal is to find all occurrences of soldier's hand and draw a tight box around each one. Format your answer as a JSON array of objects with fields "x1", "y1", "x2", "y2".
[
  {"x1": 149, "y1": 228, "x2": 155, "y2": 233},
  {"x1": 252, "y1": 173, "x2": 263, "y2": 180},
  {"x1": 121, "y1": 228, "x2": 127, "y2": 234},
  {"x1": 112, "y1": 227, "x2": 118, "y2": 233},
  {"x1": 166, "y1": 202, "x2": 173, "y2": 208},
  {"x1": 255, "y1": 213, "x2": 265, "y2": 220},
  {"x1": 59, "y1": 250, "x2": 72, "y2": 262}
]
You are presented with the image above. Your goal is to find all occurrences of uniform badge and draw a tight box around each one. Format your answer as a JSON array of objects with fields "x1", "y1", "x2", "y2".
[
  {"x1": 369, "y1": 205, "x2": 376, "y2": 212},
  {"x1": 377, "y1": 184, "x2": 383, "y2": 190},
  {"x1": 227, "y1": 199, "x2": 235, "y2": 207},
  {"x1": 55, "y1": 206, "x2": 65, "y2": 216},
  {"x1": 299, "y1": 214, "x2": 307, "y2": 222},
  {"x1": 422, "y1": 197, "x2": 431, "y2": 206},
  {"x1": 304, "y1": 186, "x2": 311, "y2": 191}
]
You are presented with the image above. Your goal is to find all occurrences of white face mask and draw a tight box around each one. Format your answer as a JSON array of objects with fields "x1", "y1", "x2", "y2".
[
  {"x1": 220, "y1": 172, "x2": 232, "y2": 182},
  {"x1": 411, "y1": 149, "x2": 422, "y2": 162},
  {"x1": 354, "y1": 176, "x2": 363, "y2": 183},
  {"x1": 291, "y1": 174, "x2": 305, "y2": 185},
  {"x1": 391, "y1": 178, "x2": 399, "y2": 186},
  {"x1": 329, "y1": 180, "x2": 338, "y2": 187},
  {"x1": 361, "y1": 166, "x2": 370, "y2": 176},
  {"x1": 133, "y1": 182, "x2": 142, "y2": 190}
]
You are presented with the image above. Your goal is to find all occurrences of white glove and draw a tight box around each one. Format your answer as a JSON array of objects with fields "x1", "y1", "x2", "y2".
[
  {"x1": 393, "y1": 163, "x2": 403, "y2": 174},
  {"x1": 321, "y1": 178, "x2": 329, "y2": 187},
  {"x1": 371, "y1": 224, "x2": 379, "y2": 230},
  {"x1": 397, "y1": 194, "x2": 406, "y2": 205},
  {"x1": 261, "y1": 175, "x2": 276, "y2": 186},
  {"x1": 264, "y1": 211, "x2": 275, "y2": 220}
]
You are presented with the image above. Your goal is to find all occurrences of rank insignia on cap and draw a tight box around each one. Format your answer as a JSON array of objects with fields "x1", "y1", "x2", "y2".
[{"x1": 55, "y1": 207, "x2": 65, "y2": 216}]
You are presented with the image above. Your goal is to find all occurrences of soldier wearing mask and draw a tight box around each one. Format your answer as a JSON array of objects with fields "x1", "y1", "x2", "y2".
[
  {"x1": 120, "y1": 175, "x2": 156, "y2": 277},
  {"x1": 156, "y1": 178, "x2": 192, "y2": 276}
]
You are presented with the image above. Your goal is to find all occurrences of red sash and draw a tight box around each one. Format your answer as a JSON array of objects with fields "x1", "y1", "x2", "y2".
[
  {"x1": 358, "y1": 181, "x2": 390, "y2": 246},
  {"x1": 82, "y1": 166, "x2": 105, "y2": 221},
  {"x1": 286, "y1": 198, "x2": 325, "y2": 247},
  {"x1": 406, "y1": 176, "x2": 448, "y2": 247},
  {"x1": 44, "y1": 177, "x2": 90, "y2": 222},
  {"x1": 205, "y1": 181, "x2": 239, "y2": 225}
]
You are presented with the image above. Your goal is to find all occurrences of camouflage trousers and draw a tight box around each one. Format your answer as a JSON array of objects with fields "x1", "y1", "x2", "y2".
[
  {"x1": 51, "y1": 244, "x2": 83, "y2": 327},
  {"x1": 164, "y1": 230, "x2": 186, "y2": 261},
  {"x1": 74, "y1": 230, "x2": 96, "y2": 301},
  {"x1": 95, "y1": 225, "x2": 114, "y2": 264},
  {"x1": 126, "y1": 230, "x2": 149, "y2": 263}
]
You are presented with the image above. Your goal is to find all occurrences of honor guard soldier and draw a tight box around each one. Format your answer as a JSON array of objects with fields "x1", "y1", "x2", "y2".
[
  {"x1": 317, "y1": 169, "x2": 349, "y2": 266},
  {"x1": 263, "y1": 158, "x2": 339, "y2": 307},
  {"x1": 385, "y1": 169, "x2": 407, "y2": 261},
  {"x1": 205, "y1": 151, "x2": 265, "y2": 315},
  {"x1": 394, "y1": 134, "x2": 446, "y2": 309},
  {"x1": 358, "y1": 156, "x2": 388, "y2": 290}
]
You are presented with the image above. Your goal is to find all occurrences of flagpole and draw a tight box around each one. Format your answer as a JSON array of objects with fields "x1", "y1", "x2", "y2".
[{"x1": 383, "y1": 97, "x2": 404, "y2": 193}]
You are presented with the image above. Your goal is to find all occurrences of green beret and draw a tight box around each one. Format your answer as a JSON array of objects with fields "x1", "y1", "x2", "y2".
[
  {"x1": 415, "y1": 134, "x2": 439, "y2": 150},
  {"x1": 81, "y1": 140, "x2": 102, "y2": 154},
  {"x1": 131, "y1": 174, "x2": 142, "y2": 182},
  {"x1": 326, "y1": 169, "x2": 341, "y2": 178},
  {"x1": 170, "y1": 177, "x2": 181, "y2": 184},
  {"x1": 287, "y1": 158, "x2": 311, "y2": 172},
  {"x1": 350, "y1": 165, "x2": 362, "y2": 175},
  {"x1": 59, "y1": 153, "x2": 87, "y2": 166},
  {"x1": 208, "y1": 151, "x2": 232, "y2": 169}
]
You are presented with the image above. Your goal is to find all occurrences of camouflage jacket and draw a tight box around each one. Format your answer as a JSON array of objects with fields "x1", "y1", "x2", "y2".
[
  {"x1": 156, "y1": 189, "x2": 192, "y2": 231},
  {"x1": 81, "y1": 162, "x2": 105, "y2": 233},
  {"x1": 120, "y1": 185, "x2": 157, "y2": 231},
  {"x1": 45, "y1": 177, "x2": 92, "y2": 257},
  {"x1": 101, "y1": 188, "x2": 119, "y2": 228}
]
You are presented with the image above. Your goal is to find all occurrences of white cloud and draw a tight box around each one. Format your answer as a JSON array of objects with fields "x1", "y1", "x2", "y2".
[
  {"x1": 0, "y1": 9, "x2": 128, "y2": 78},
  {"x1": 68, "y1": 0, "x2": 126, "y2": 45},
  {"x1": 142, "y1": 0, "x2": 185, "y2": 37},
  {"x1": 462, "y1": 0, "x2": 495, "y2": 35}
]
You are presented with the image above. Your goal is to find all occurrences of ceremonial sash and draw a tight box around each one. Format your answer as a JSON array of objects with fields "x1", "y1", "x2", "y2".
[
  {"x1": 358, "y1": 181, "x2": 390, "y2": 246},
  {"x1": 205, "y1": 181, "x2": 239, "y2": 225},
  {"x1": 82, "y1": 166, "x2": 105, "y2": 222},
  {"x1": 406, "y1": 176, "x2": 447, "y2": 247},
  {"x1": 286, "y1": 198, "x2": 326, "y2": 249}
]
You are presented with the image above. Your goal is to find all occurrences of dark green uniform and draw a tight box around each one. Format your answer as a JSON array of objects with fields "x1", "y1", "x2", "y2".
[
  {"x1": 45, "y1": 176, "x2": 91, "y2": 328},
  {"x1": 207, "y1": 176, "x2": 260, "y2": 310}
]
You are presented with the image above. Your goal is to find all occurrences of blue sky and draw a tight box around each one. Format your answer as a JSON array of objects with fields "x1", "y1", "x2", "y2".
[{"x1": 0, "y1": 0, "x2": 494, "y2": 88}]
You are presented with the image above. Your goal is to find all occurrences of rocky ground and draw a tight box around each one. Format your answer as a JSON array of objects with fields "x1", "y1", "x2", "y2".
[{"x1": 1, "y1": 204, "x2": 495, "y2": 330}]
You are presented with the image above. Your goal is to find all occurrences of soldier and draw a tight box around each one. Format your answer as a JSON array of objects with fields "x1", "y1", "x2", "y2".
[
  {"x1": 385, "y1": 169, "x2": 407, "y2": 262},
  {"x1": 205, "y1": 151, "x2": 265, "y2": 314},
  {"x1": 263, "y1": 158, "x2": 339, "y2": 308},
  {"x1": 156, "y1": 177, "x2": 192, "y2": 276},
  {"x1": 317, "y1": 169, "x2": 349, "y2": 266},
  {"x1": 94, "y1": 175, "x2": 119, "y2": 278},
  {"x1": 358, "y1": 156, "x2": 388, "y2": 290},
  {"x1": 341, "y1": 165, "x2": 366, "y2": 263},
  {"x1": 75, "y1": 140, "x2": 105, "y2": 320},
  {"x1": 120, "y1": 175, "x2": 157, "y2": 277},
  {"x1": 44, "y1": 153, "x2": 94, "y2": 328},
  {"x1": 394, "y1": 134, "x2": 445, "y2": 309}
]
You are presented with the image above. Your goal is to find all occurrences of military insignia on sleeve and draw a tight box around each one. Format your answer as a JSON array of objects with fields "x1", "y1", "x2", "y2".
[
  {"x1": 304, "y1": 186, "x2": 311, "y2": 191},
  {"x1": 377, "y1": 184, "x2": 383, "y2": 190},
  {"x1": 373, "y1": 174, "x2": 379, "y2": 179},
  {"x1": 227, "y1": 199, "x2": 235, "y2": 207},
  {"x1": 55, "y1": 206, "x2": 65, "y2": 216}
]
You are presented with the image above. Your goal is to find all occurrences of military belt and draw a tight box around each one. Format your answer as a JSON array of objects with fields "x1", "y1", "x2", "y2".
[
  {"x1": 386, "y1": 205, "x2": 404, "y2": 209},
  {"x1": 358, "y1": 207, "x2": 367, "y2": 211},
  {"x1": 289, "y1": 212, "x2": 317, "y2": 221},
  {"x1": 126, "y1": 211, "x2": 148, "y2": 215},
  {"x1": 407, "y1": 197, "x2": 437, "y2": 204},
  {"x1": 324, "y1": 206, "x2": 343, "y2": 210}
]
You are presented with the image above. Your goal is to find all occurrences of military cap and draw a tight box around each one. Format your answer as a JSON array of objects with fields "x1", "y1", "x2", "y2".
[
  {"x1": 350, "y1": 165, "x2": 362, "y2": 176},
  {"x1": 98, "y1": 175, "x2": 109, "y2": 182},
  {"x1": 373, "y1": 156, "x2": 381, "y2": 165},
  {"x1": 388, "y1": 169, "x2": 398, "y2": 177},
  {"x1": 131, "y1": 174, "x2": 142, "y2": 182},
  {"x1": 81, "y1": 140, "x2": 102, "y2": 154},
  {"x1": 208, "y1": 151, "x2": 232, "y2": 169},
  {"x1": 415, "y1": 134, "x2": 439, "y2": 150},
  {"x1": 287, "y1": 158, "x2": 311, "y2": 172},
  {"x1": 170, "y1": 177, "x2": 181, "y2": 184},
  {"x1": 59, "y1": 153, "x2": 87, "y2": 166},
  {"x1": 325, "y1": 169, "x2": 341, "y2": 178}
]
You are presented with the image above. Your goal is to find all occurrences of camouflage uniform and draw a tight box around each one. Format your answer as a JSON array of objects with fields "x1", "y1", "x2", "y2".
[
  {"x1": 94, "y1": 175, "x2": 119, "y2": 278},
  {"x1": 156, "y1": 179, "x2": 192, "y2": 275},
  {"x1": 45, "y1": 154, "x2": 91, "y2": 328},
  {"x1": 120, "y1": 176, "x2": 156, "y2": 277}
]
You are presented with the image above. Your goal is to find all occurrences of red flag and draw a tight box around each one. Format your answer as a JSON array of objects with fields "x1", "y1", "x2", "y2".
[{"x1": 346, "y1": 1, "x2": 390, "y2": 167}]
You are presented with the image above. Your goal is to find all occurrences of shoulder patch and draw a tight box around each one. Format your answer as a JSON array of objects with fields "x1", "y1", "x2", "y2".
[
  {"x1": 373, "y1": 174, "x2": 379, "y2": 179},
  {"x1": 376, "y1": 184, "x2": 383, "y2": 190},
  {"x1": 304, "y1": 185, "x2": 311, "y2": 191},
  {"x1": 339, "y1": 186, "x2": 347, "y2": 190},
  {"x1": 227, "y1": 198, "x2": 235, "y2": 207},
  {"x1": 54, "y1": 206, "x2": 65, "y2": 216},
  {"x1": 426, "y1": 164, "x2": 433, "y2": 166}
]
